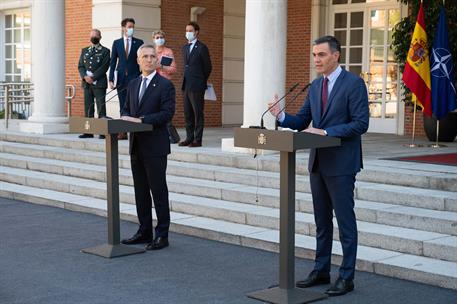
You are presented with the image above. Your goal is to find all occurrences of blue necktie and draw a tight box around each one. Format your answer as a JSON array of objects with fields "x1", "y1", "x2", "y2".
[{"x1": 139, "y1": 77, "x2": 148, "y2": 104}]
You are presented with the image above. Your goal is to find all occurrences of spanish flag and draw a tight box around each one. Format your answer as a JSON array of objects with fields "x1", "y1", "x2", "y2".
[{"x1": 402, "y1": 1, "x2": 432, "y2": 116}]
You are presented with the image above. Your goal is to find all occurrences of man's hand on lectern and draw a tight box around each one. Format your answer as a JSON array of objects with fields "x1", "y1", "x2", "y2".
[
  {"x1": 303, "y1": 127, "x2": 326, "y2": 136},
  {"x1": 121, "y1": 116, "x2": 141, "y2": 123}
]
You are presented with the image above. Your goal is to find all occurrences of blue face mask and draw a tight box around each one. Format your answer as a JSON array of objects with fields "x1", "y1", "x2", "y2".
[
  {"x1": 126, "y1": 28, "x2": 134, "y2": 37},
  {"x1": 185, "y1": 32, "x2": 195, "y2": 41},
  {"x1": 154, "y1": 38, "x2": 165, "y2": 46}
]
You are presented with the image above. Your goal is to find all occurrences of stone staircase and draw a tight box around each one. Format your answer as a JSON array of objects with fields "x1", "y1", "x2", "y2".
[{"x1": 0, "y1": 132, "x2": 456, "y2": 290}]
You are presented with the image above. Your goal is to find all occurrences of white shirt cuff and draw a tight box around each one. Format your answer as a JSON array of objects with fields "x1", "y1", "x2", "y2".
[{"x1": 277, "y1": 111, "x2": 285, "y2": 123}]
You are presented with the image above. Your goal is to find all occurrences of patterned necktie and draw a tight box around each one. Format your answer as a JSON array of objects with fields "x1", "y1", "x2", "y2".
[
  {"x1": 125, "y1": 38, "x2": 129, "y2": 58},
  {"x1": 321, "y1": 77, "x2": 329, "y2": 115},
  {"x1": 138, "y1": 77, "x2": 148, "y2": 104}
]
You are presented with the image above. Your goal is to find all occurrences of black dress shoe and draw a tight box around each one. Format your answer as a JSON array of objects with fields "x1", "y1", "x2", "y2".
[
  {"x1": 188, "y1": 141, "x2": 202, "y2": 147},
  {"x1": 178, "y1": 140, "x2": 192, "y2": 147},
  {"x1": 145, "y1": 236, "x2": 169, "y2": 250},
  {"x1": 121, "y1": 232, "x2": 152, "y2": 245},
  {"x1": 325, "y1": 277, "x2": 354, "y2": 296},
  {"x1": 78, "y1": 133, "x2": 94, "y2": 138},
  {"x1": 296, "y1": 270, "x2": 331, "y2": 288}
]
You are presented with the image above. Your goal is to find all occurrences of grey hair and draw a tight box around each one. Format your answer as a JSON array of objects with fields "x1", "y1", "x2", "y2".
[
  {"x1": 152, "y1": 30, "x2": 166, "y2": 37},
  {"x1": 91, "y1": 29, "x2": 101, "y2": 36},
  {"x1": 137, "y1": 43, "x2": 156, "y2": 57}
]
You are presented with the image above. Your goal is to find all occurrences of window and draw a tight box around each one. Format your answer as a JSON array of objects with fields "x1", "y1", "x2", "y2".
[{"x1": 4, "y1": 11, "x2": 31, "y2": 82}]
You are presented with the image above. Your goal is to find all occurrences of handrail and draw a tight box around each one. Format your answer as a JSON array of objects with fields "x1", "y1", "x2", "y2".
[
  {"x1": 0, "y1": 82, "x2": 34, "y2": 129},
  {"x1": 65, "y1": 84, "x2": 76, "y2": 117}
]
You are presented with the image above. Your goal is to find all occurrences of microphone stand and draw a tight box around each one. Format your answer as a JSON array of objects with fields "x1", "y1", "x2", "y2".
[
  {"x1": 274, "y1": 83, "x2": 311, "y2": 130},
  {"x1": 249, "y1": 82, "x2": 299, "y2": 129}
]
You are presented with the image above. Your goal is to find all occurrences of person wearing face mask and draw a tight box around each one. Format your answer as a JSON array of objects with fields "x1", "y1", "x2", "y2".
[
  {"x1": 179, "y1": 21, "x2": 212, "y2": 148},
  {"x1": 77, "y1": 29, "x2": 110, "y2": 139},
  {"x1": 152, "y1": 30, "x2": 180, "y2": 144},
  {"x1": 109, "y1": 18, "x2": 144, "y2": 140}
]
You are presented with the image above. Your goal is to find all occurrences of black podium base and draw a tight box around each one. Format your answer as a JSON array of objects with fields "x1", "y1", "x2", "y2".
[
  {"x1": 247, "y1": 287, "x2": 327, "y2": 304},
  {"x1": 81, "y1": 243, "x2": 145, "y2": 258}
]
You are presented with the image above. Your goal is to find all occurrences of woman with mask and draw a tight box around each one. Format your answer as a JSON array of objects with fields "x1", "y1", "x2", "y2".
[
  {"x1": 152, "y1": 30, "x2": 180, "y2": 143},
  {"x1": 153, "y1": 30, "x2": 177, "y2": 80}
]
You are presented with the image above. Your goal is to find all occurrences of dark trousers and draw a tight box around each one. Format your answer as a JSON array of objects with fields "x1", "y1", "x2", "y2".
[
  {"x1": 130, "y1": 154, "x2": 170, "y2": 238},
  {"x1": 83, "y1": 86, "x2": 106, "y2": 118},
  {"x1": 183, "y1": 90, "x2": 205, "y2": 143},
  {"x1": 117, "y1": 85, "x2": 127, "y2": 114},
  {"x1": 309, "y1": 164, "x2": 358, "y2": 280},
  {"x1": 118, "y1": 75, "x2": 137, "y2": 114}
]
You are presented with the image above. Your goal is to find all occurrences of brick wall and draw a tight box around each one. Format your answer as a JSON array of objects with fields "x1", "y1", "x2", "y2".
[
  {"x1": 65, "y1": 0, "x2": 92, "y2": 117},
  {"x1": 404, "y1": 105, "x2": 426, "y2": 137},
  {"x1": 161, "y1": 0, "x2": 224, "y2": 127},
  {"x1": 286, "y1": 0, "x2": 312, "y2": 114}
]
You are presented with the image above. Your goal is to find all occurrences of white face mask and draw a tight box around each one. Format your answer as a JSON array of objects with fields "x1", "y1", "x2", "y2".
[
  {"x1": 185, "y1": 31, "x2": 195, "y2": 41},
  {"x1": 126, "y1": 28, "x2": 134, "y2": 37},
  {"x1": 154, "y1": 38, "x2": 165, "y2": 46}
]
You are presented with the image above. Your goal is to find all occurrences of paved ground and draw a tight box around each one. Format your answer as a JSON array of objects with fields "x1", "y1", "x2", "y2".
[{"x1": 1, "y1": 197, "x2": 456, "y2": 304}]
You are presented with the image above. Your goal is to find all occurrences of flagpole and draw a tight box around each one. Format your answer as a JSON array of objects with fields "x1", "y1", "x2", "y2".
[
  {"x1": 405, "y1": 96, "x2": 423, "y2": 147},
  {"x1": 429, "y1": 120, "x2": 446, "y2": 148}
]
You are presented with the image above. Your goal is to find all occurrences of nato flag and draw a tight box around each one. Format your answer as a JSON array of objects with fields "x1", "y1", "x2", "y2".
[{"x1": 430, "y1": 6, "x2": 457, "y2": 120}]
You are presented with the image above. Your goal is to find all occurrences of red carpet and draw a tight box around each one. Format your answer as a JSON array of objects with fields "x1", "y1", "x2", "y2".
[{"x1": 392, "y1": 153, "x2": 457, "y2": 166}]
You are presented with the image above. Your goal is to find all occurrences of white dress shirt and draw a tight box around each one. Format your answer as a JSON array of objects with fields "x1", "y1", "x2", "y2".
[{"x1": 138, "y1": 71, "x2": 157, "y2": 100}]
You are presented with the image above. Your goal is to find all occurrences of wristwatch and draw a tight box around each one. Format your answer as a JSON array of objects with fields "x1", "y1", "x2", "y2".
[{"x1": 323, "y1": 130, "x2": 328, "y2": 136}]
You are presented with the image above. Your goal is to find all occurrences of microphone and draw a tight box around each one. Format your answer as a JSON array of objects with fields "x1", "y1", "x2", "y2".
[
  {"x1": 249, "y1": 82, "x2": 299, "y2": 129},
  {"x1": 274, "y1": 83, "x2": 311, "y2": 130}
]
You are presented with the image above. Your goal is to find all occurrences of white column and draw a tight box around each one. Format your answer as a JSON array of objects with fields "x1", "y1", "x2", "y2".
[
  {"x1": 21, "y1": 0, "x2": 67, "y2": 133},
  {"x1": 221, "y1": 0, "x2": 287, "y2": 151},
  {"x1": 242, "y1": 0, "x2": 287, "y2": 129}
]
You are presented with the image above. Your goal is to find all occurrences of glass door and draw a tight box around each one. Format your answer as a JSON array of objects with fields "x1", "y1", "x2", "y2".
[
  {"x1": 366, "y1": 8, "x2": 400, "y2": 133},
  {"x1": 329, "y1": 1, "x2": 401, "y2": 134},
  {"x1": 4, "y1": 10, "x2": 31, "y2": 82}
]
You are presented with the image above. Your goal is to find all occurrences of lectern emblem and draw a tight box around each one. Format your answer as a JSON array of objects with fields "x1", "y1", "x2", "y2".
[
  {"x1": 84, "y1": 120, "x2": 90, "y2": 131},
  {"x1": 258, "y1": 133, "x2": 267, "y2": 145}
]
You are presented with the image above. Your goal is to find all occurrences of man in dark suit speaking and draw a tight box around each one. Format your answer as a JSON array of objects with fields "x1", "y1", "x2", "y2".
[
  {"x1": 179, "y1": 21, "x2": 212, "y2": 148},
  {"x1": 120, "y1": 44, "x2": 175, "y2": 251},
  {"x1": 269, "y1": 35, "x2": 369, "y2": 296},
  {"x1": 109, "y1": 18, "x2": 144, "y2": 140}
]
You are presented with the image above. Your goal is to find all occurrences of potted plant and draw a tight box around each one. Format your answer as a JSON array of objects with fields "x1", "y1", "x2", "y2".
[{"x1": 391, "y1": 0, "x2": 457, "y2": 142}]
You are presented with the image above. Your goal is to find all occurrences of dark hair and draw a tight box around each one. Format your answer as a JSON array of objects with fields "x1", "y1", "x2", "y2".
[
  {"x1": 121, "y1": 18, "x2": 135, "y2": 27},
  {"x1": 313, "y1": 35, "x2": 341, "y2": 54},
  {"x1": 187, "y1": 21, "x2": 200, "y2": 32}
]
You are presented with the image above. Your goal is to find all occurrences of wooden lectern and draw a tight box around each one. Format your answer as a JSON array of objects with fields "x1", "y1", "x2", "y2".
[
  {"x1": 234, "y1": 127, "x2": 340, "y2": 304},
  {"x1": 69, "y1": 117, "x2": 153, "y2": 258}
]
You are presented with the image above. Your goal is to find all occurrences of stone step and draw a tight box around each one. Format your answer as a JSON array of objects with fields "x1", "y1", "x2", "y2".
[
  {"x1": 1, "y1": 142, "x2": 456, "y2": 212},
  {"x1": 0, "y1": 165, "x2": 456, "y2": 262},
  {"x1": 0, "y1": 181, "x2": 456, "y2": 290},
  {"x1": 1, "y1": 133, "x2": 456, "y2": 192},
  {"x1": 0, "y1": 153, "x2": 456, "y2": 236}
]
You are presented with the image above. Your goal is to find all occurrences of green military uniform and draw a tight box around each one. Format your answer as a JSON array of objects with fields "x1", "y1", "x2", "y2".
[{"x1": 78, "y1": 44, "x2": 110, "y2": 118}]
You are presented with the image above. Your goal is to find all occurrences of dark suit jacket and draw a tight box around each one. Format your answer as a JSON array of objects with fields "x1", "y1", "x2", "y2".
[
  {"x1": 280, "y1": 68, "x2": 369, "y2": 176},
  {"x1": 78, "y1": 44, "x2": 110, "y2": 89},
  {"x1": 122, "y1": 73, "x2": 176, "y2": 157},
  {"x1": 109, "y1": 37, "x2": 144, "y2": 88},
  {"x1": 181, "y1": 40, "x2": 212, "y2": 92}
]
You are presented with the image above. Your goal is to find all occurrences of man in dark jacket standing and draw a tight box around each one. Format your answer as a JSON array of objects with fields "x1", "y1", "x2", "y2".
[
  {"x1": 77, "y1": 29, "x2": 110, "y2": 139},
  {"x1": 120, "y1": 44, "x2": 175, "y2": 251},
  {"x1": 179, "y1": 21, "x2": 212, "y2": 147},
  {"x1": 109, "y1": 18, "x2": 144, "y2": 139}
]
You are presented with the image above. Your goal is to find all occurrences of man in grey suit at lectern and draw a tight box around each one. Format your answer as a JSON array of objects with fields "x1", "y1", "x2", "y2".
[{"x1": 269, "y1": 35, "x2": 369, "y2": 297}]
